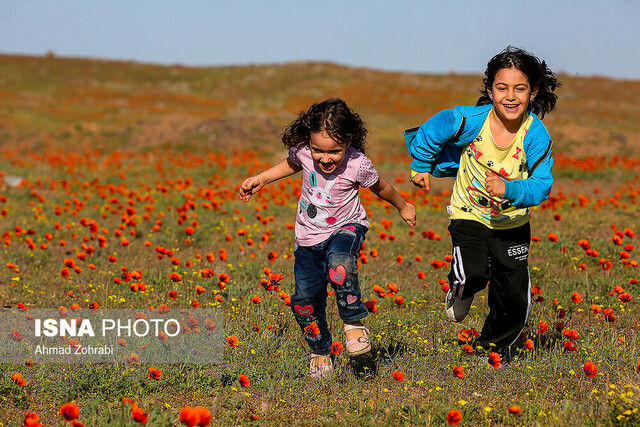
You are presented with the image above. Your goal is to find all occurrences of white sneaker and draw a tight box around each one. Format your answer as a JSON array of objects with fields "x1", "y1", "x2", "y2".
[{"x1": 445, "y1": 289, "x2": 472, "y2": 322}]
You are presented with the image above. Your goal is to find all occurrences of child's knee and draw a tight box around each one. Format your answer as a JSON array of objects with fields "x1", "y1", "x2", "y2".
[{"x1": 326, "y1": 253, "x2": 357, "y2": 286}]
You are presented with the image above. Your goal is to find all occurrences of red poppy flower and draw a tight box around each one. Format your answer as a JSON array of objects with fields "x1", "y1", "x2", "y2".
[
  {"x1": 571, "y1": 292, "x2": 582, "y2": 304},
  {"x1": 364, "y1": 301, "x2": 377, "y2": 313},
  {"x1": 179, "y1": 406, "x2": 212, "y2": 427},
  {"x1": 304, "y1": 322, "x2": 320, "y2": 338},
  {"x1": 578, "y1": 239, "x2": 591, "y2": 250},
  {"x1": 563, "y1": 341, "x2": 577, "y2": 351},
  {"x1": 446, "y1": 409, "x2": 462, "y2": 426},
  {"x1": 130, "y1": 405, "x2": 148, "y2": 424},
  {"x1": 487, "y1": 352, "x2": 501, "y2": 369},
  {"x1": 12, "y1": 372, "x2": 27, "y2": 386},
  {"x1": 251, "y1": 295, "x2": 262, "y2": 304},
  {"x1": 147, "y1": 367, "x2": 162, "y2": 381},
  {"x1": 226, "y1": 335, "x2": 239, "y2": 348},
  {"x1": 599, "y1": 258, "x2": 613, "y2": 270},
  {"x1": 452, "y1": 365, "x2": 464, "y2": 379},
  {"x1": 392, "y1": 370, "x2": 405, "y2": 381},
  {"x1": 461, "y1": 344, "x2": 474, "y2": 355},
  {"x1": 604, "y1": 308, "x2": 616, "y2": 322},
  {"x1": 331, "y1": 341, "x2": 344, "y2": 355},
  {"x1": 508, "y1": 405, "x2": 523, "y2": 414},
  {"x1": 238, "y1": 374, "x2": 250, "y2": 388},
  {"x1": 393, "y1": 296, "x2": 405, "y2": 306},
  {"x1": 583, "y1": 361, "x2": 597, "y2": 378},
  {"x1": 431, "y1": 259, "x2": 446, "y2": 269},
  {"x1": 59, "y1": 402, "x2": 80, "y2": 421},
  {"x1": 10, "y1": 329, "x2": 24, "y2": 342},
  {"x1": 458, "y1": 329, "x2": 472, "y2": 342},
  {"x1": 23, "y1": 412, "x2": 41, "y2": 427},
  {"x1": 548, "y1": 233, "x2": 558, "y2": 242}
]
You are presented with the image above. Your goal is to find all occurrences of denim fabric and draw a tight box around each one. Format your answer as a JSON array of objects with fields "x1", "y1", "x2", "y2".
[{"x1": 291, "y1": 223, "x2": 369, "y2": 354}]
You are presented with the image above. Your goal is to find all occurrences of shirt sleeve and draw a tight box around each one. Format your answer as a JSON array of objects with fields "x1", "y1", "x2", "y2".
[
  {"x1": 357, "y1": 156, "x2": 380, "y2": 188},
  {"x1": 288, "y1": 142, "x2": 305, "y2": 167}
]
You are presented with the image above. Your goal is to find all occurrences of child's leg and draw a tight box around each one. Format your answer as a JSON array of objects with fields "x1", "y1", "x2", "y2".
[
  {"x1": 475, "y1": 223, "x2": 531, "y2": 356},
  {"x1": 446, "y1": 220, "x2": 492, "y2": 321},
  {"x1": 325, "y1": 224, "x2": 369, "y2": 324},
  {"x1": 291, "y1": 243, "x2": 332, "y2": 355},
  {"x1": 325, "y1": 224, "x2": 370, "y2": 355}
]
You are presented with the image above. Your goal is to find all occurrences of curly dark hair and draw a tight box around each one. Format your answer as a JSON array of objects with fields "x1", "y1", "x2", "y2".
[
  {"x1": 281, "y1": 98, "x2": 368, "y2": 153},
  {"x1": 477, "y1": 46, "x2": 561, "y2": 119}
]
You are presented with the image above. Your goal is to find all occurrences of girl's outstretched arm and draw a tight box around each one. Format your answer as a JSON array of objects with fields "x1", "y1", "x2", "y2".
[
  {"x1": 239, "y1": 158, "x2": 302, "y2": 202},
  {"x1": 369, "y1": 177, "x2": 416, "y2": 228}
]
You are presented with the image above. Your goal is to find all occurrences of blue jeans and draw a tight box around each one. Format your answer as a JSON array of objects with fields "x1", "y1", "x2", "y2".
[{"x1": 291, "y1": 223, "x2": 369, "y2": 354}]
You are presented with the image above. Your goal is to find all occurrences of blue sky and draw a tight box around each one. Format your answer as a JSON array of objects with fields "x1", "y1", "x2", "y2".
[{"x1": 1, "y1": 0, "x2": 639, "y2": 79}]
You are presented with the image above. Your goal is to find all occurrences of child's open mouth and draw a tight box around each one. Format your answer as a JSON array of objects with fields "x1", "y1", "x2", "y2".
[{"x1": 503, "y1": 104, "x2": 520, "y2": 112}]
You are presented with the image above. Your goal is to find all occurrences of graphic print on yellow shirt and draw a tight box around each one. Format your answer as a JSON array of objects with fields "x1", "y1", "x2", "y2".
[{"x1": 448, "y1": 111, "x2": 534, "y2": 229}]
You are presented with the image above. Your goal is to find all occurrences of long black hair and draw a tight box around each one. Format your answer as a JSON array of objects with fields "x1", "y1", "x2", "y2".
[
  {"x1": 477, "y1": 46, "x2": 561, "y2": 119},
  {"x1": 281, "y1": 98, "x2": 368, "y2": 153}
]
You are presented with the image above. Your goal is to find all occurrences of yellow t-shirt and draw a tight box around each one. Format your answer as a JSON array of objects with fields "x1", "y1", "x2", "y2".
[{"x1": 448, "y1": 111, "x2": 533, "y2": 229}]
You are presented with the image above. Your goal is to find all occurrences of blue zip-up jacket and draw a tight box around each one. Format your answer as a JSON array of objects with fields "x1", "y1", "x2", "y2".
[{"x1": 404, "y1": 104, "x2": 553, "y2": 208}]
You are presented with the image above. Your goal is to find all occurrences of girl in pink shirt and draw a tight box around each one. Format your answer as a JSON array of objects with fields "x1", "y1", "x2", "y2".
[{"x1": 240, "y1": 98, "x2": 415, "y2": 378}]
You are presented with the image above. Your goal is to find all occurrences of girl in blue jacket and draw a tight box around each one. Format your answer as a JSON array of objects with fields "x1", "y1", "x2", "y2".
[{"x1": 406, "y1": 46, "x2": 560, "y2": 364}]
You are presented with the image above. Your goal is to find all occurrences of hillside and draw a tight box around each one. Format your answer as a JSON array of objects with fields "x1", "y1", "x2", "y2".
[{"x1": 1, "y1": 54, "x2": 639, "y2": 160}]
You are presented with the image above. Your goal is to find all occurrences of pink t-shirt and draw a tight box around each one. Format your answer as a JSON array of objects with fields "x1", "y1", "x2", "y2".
[{"x1": 288, "y1": 143, "x2": 379, "y2": 246}]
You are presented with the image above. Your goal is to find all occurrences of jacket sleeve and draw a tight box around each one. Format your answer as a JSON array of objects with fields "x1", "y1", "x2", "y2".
[
  {"x1": 405, "y1": 108, "x2": 460, "y2": 173},
  {"x1": 503, "y1": 137, "x2": 554, "y2": 208}
]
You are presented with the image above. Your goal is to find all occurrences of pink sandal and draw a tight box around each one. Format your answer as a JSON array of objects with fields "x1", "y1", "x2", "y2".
[{"x1": 343, "y1": 323, "x2": 371, "y2": 356}]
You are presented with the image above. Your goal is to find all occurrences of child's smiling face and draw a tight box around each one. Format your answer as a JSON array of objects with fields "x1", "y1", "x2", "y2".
[
  {"x1": 490, "y1": 67, "x2": 537, "y2": 127},
  {"x1": 309, "y1": 131, "x2": 349, "y2": 174}
]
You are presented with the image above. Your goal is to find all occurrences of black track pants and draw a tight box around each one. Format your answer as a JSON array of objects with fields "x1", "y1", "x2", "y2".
[{"x1": 447, "y1": 219, "x2": 532, "y2": 351}]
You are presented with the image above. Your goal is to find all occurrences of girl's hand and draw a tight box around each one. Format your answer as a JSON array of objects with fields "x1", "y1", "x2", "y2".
[
  {"x1": 239, "y1": 175, "x2": 266, "y2": 202},
  {"x1": 399, "y1": 202, "x2": 417, "y2": 229},
  {"x1": 410, "y1": 171, "x2": 432, "y2": 193},
  {"x1": 485, "y1": 171, "x2": 506, "y2": 198}
]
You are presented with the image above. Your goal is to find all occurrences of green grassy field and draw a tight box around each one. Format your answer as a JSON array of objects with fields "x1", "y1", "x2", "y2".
[{"x1": 1, "y1": 54, "x2": 639, "y2": 426}]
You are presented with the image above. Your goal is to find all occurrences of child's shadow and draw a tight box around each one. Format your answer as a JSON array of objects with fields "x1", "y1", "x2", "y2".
[{"x1": 347, "y1": 340, "x2": 409, "y2": 380}]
